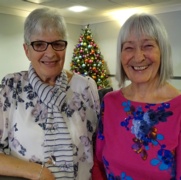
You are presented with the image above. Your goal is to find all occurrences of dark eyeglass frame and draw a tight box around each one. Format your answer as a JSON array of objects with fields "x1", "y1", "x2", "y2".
[{"x1": 29, "y1": 40, "x2": 68, "y2": 52}]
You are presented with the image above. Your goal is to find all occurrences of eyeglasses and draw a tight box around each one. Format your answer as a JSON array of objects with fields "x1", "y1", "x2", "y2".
[{"x1": 29, "y1": 40, "x2": 68, "y2": 52}]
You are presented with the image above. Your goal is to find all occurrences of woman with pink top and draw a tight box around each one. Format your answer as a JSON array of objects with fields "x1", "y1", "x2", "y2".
[{"x1": 92, "y1": 13, "x2": 181, "y2": 180}]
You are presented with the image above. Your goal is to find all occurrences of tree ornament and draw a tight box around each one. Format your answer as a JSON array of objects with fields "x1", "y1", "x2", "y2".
[{"x1": 70, "y1": 24, "x2": 110, "y2": 89}]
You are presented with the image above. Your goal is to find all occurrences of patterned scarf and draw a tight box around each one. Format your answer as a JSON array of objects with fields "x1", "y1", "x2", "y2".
[{"x1": 28, "y1": 65, "x2": 74, "y2": 179}]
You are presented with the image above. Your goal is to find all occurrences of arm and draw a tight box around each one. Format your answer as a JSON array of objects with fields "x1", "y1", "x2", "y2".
[
  {"x1": 86, "y1": 77, "x2": 107, "y2": 179},
  {"x1": 84, "y1": 77, "x2": 107, "y2": 179},
  {"x1": 86, "y1": 76, "x2": 100, "y2": 114},
  {"x1": 92, "y1": 101, "x2": 107, "y2": 180},
  {"x1": 0, "y1": 153, "x2": 54, "y2": 180},
  {"x1": 92, "y1": 139, "x2": 107, "y2": 180},
  {"x1": 176, "y1": 127, "x2": 181, "y2": 179},
  {"x1": 0, "y1": 77, "x2": 54, "y2": 180}
]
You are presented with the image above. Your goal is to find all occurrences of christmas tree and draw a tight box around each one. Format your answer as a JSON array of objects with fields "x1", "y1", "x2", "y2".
[{"x1": 70, "y1": 24, "x2": 110, "y2": 89}]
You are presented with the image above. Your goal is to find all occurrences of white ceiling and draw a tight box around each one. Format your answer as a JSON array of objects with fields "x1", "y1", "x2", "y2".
[{"x1": 0, "y1": 0, "x2": 181, "y2": 24}]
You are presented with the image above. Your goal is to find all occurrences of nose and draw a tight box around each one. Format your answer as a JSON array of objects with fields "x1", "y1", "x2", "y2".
[
  {"x1": 134, "y1": 47, "x2": 145, "y2": 62},
  {"x1": 46, "y1": 43, "x2": 55, "y2": 51},
  {"x1": 44, "y1": 44, "x2": 56, "y2": 57}
]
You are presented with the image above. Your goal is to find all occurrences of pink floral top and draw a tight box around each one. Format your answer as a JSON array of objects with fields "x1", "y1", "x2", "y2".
[{"x1": 93, "y1": 90, "x2": 181, "y2": 180}]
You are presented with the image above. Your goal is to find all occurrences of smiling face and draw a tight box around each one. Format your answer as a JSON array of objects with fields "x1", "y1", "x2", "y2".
[
  {"x1": 121, "y1": 33, "x2": 161, "y2": 85},
  {"x1": 23, "y1": 30, "x2": 66, "y2": 85}
]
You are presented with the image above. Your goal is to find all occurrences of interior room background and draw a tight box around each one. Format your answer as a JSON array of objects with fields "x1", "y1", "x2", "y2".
[{"x1": 0, "y1": 10, "x2": 181, "y2": 90}]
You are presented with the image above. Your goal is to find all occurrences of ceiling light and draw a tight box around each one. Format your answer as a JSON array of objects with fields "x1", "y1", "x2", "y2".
[
  {"x1": 23, "y1": 0, "x2": 53, "y2": 4},
  {"x1": 108, "y1": 8, "x2": 144, "y2": 26},
  {"x1": 68, "y1": 6, "x2": 88, "y2": 12}
]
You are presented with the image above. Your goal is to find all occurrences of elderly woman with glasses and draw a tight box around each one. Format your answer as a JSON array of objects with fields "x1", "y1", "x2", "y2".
[{"x1": 0, "y1": 7, "x2": 100, "y2": 180}]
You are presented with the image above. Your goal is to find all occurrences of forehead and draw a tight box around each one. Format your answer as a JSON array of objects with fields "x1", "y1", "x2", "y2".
[
  {"x1": 122, "y1": 23, "x2": 156, "y2": 42},
  {"x1": 30, "y1": 29, "x2": 62, "y2": 41},
  {"x1": 123, "y1": 33, "x2": 155, "y2": 43}
]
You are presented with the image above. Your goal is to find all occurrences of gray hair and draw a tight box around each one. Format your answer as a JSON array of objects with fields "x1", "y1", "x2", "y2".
[
  {"x1": 24, "y1": 7, "x2": 68, "y2": 44},
  {"x1": 116, "y1": 13, "x2": 173, "y2": 87}
]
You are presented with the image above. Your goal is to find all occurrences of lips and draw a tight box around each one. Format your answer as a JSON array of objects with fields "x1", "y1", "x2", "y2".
[
  {"x1": 132, "y1": 66, "x2": 149, "y2": 71},
  {"x1": 42, "y1": 61, "x2": 58, "y2": 65}
]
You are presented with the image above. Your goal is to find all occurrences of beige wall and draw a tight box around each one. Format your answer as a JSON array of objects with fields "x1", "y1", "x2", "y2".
[
  {"x1": 0, "y1": 13, "x2": 81, "y2": 80},
  {"x1": 1, "y1": 11, "x2": 181, "y2": 90}
]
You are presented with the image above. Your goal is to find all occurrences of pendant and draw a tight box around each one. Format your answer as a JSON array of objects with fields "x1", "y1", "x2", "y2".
[
  {"x1": 51, "y1": 155, "x2": 56, "y2": 165},
  {"x1": 47, "y1": 155, "x2": 56, "y2": 165}
]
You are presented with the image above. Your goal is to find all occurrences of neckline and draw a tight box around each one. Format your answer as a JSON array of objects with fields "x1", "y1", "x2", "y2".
[{"x1": 117, "y1": 89, "x2": 181, "y2": 105}]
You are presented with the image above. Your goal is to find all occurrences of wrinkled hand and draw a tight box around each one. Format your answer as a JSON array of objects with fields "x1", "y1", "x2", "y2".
[{"x1": 39, "y1": 167, "x2": 55, "y2": 180}]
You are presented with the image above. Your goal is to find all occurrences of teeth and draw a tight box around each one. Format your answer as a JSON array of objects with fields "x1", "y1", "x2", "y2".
[
  {"x1": 43, "y1": 61, "x2": 56, "y2": 65},
  {"x1": 133, "y1": 66, "x2": 148, "y2": 70}
]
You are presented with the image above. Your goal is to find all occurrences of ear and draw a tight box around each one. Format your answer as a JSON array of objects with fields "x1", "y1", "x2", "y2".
[{"x1": 23, "y1": 43, "x2": 31, "y2": 60}]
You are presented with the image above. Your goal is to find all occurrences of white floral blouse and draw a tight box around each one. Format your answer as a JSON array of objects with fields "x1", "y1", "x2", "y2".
[{"x1": 0, "y1": 66, "x2": 100, "y2": 180}]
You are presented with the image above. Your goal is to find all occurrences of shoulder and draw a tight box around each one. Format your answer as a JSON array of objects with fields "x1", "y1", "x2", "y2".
[
  {"x1": 0, "y1": 71, "x2": 28, "y2": 101},
  {"x1": 1, "y1": 71, "x2": 28, "y2": 85},
  {"x1": 163, "y1": 83, "x2": 181, "y2": 101},
  {"x1": 169, "y1": 94, "x2": 181, "y2": 105},
  {"x1": 65, "y1": 70, "x2": 88, "y2": 82},
  {"x1": 104, "y1": 89, "x2": 122, "y2": 100},
  {"x1": 69, "y1": 72, "x2": 97, "y2": 88},
  {"x1": 65, "y1": 70, "x2": 73, "y2": 83},
  {"x1": 105, "y1": 89, "x2": 121, "y2": 96}
]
